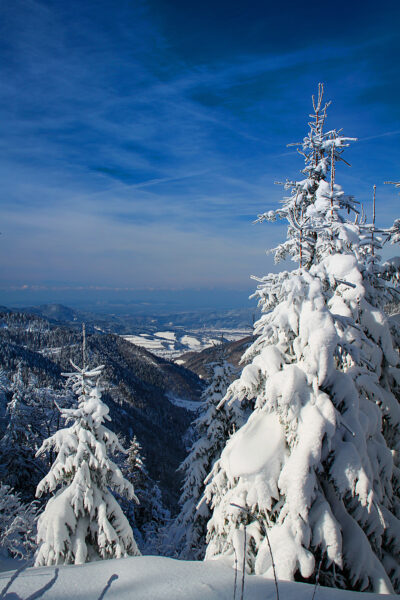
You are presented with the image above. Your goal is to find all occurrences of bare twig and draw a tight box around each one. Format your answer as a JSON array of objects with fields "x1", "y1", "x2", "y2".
[
  {"x1": 260, "y1": 521, "x2": 279, "y2": 600},
  {"x1": 241, "y1": 525, "x2": 246, "y2": 600},
  {"x1": 230, "y1": 503, "x2": 279, "y2": 600},
  {"x1": 311, "y1": 557, "x2": 323, "y2": 600},
  {"x1": 233, "y1": 547, "x2": 238, "y2": 600},
  {"x1": 337, "y1": 156, "x2": 351, "y2": 167},
  {"x1": 299, "y1": 227, "x2": 303, "y2": 268},
  {"x1": 334, "y1": 278, "x2": 356, "y2": 289}
]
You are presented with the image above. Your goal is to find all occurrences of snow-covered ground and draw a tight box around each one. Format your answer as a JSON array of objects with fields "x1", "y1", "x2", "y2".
[
  {"x1": 123, "y1": 328, "x2": 250, "y2": 360},
  {"x1": 0, "y1": 556, "x2": 389, "y2": 600},
  {"x1": 123, "y1": 334, "x2": 166, "y2": 353},
  {"x1": 180, "y1": 334, "x2": 202, "y2": 348},
  {"x1": 166, "y1": 392, "x2": 201, "y2": 412},
  {"x1": 154, "y1": 331, "x2": 176, "y2": 341}
]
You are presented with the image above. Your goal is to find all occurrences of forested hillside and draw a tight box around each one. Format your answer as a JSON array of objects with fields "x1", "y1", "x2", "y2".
[{"x1": 0, "y1": 308, "x2": 203, "y2": 509}]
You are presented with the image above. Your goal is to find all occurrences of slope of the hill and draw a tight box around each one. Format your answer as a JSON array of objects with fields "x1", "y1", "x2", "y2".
[
  {"x1": 0, "y1": 556, "x2": 390, "y2": 600},
  {"x1": 176, "y1": 335, "x2": 254, "y2": 379},
  {"x1": 0, "y1": 309, "x2": 203, "y2": 508}
]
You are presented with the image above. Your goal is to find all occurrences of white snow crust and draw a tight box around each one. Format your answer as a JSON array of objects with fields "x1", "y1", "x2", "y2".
[
  {"x1": 0, "y1": 556, "x2": 391, "y2": 600},
  {"x1": 221, "y1": 411, "x2": 285, "y2": 478}
]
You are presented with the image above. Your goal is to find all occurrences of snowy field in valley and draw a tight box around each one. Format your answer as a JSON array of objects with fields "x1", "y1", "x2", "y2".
[
  {"x1": 123, "y1": 328, "x2": 249, "y2": 360},
  {"x1": 155, "y1": 331, "x2": 176, "y2": 341},
  {"x1": 166, "y1": 391, "x2": 202, "y2": 411},
  {"x1": 0, "y1": 556, "x2": 390, "y2": 600}
]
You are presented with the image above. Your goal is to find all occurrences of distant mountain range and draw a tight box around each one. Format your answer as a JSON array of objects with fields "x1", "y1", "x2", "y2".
[
  {"x1": 4, "y1": 303, "x2": 254, "y2": 362},
  {"x1": 11, "y1": 303, "x2": 257, "y2": 334}
]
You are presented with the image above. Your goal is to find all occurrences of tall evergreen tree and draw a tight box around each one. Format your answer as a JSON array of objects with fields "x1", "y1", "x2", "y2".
[
  {"x1": 35, "y1": 332, "x2": 140, "y2": 566},
  {"x1": 204, "y1": 87, "x2": 400, "y2": 593},
  {"x1": 168, "y1": 350, "x2": 239, "y2": 559},
  {"x1": 119, "y1": 435, "x2": 170, "y2": 555}
]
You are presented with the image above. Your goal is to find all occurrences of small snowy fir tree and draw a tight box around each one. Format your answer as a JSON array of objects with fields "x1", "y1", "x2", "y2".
[
  {"x1": 204, "y1": 85, "x2": 400, "y2": 594},
  {"x1": 0, "y1": 484, "x2": 37, "y2": 559},
  {"x1": 123, "y1": 436, "x2": 170, "y2": 554},
  {"x1": 355, "y1": 184, "x2": 400, "y2": 462},
  {"x1": 35, "y1": 331, "x2": 140, "y2": 566},
  {"x1": 168, "y1": 351, "x2": 239, "y2": 559},
  {"x1": 0, "y1": 366, "x2": 40, "y2": 498}
]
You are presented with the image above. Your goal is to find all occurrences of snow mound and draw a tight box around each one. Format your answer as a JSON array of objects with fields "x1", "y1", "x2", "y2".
[
  {"x1": 0, "y1": 556, "x2": 390, "y2": 600},
  {"x1": 222, "y1": 411, "x2": 285, "y2": 478}
]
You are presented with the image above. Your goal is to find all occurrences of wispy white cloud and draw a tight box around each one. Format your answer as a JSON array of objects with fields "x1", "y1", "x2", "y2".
[
  {"x1": 358, "y1": 130, "x2": 400, "y2": 142},
  {"x1": 0, "y1": 1, "x2": 399, "y2": 298}
]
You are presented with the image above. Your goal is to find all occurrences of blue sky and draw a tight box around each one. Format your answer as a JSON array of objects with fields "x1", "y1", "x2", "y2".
[{"x1": 0, "y1": 0, "x2": 399, "y2": 310}]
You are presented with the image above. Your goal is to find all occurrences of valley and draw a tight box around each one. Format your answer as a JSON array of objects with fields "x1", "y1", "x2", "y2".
[{"x1": 123, "y1": 327, "x2": 250, "y2": 361}]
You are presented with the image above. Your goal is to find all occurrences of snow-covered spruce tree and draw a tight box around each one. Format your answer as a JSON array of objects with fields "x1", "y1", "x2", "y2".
[
  {"x1": 27, "y1": 383, "x2": 75, "y2": 474},
  {"x1": 260, "y1": 83, "x2": 357, "y2": 269},
  {"x1": 0, "y1": 367, "x2": 41, "y2": 498},
  {"x1": 35, "y1": 344, "x2": 140, "y2": 566},
  {"x1": 0, "y1": 369, "x2": 9, "y2": 424},
  {"x1": 204, "y1": 86, "x2": 400, "y2": 593},
  {"x1": 355, "y1": 188, "x2": 400, "y2": 464},
  {"x1": 168, "y1": 351, "x2": 240, "y2": 559},
  {"x1": 113, "y1": 435, "x2": 169, "y2": 554},
  {"x1": 0, "y1": 484, "x2": 37, "y2": 559},
  {"x1": 123, "y1": 436, "x2": 170, "y2": 554}
]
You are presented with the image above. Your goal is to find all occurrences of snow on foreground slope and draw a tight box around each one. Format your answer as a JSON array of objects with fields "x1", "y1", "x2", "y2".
[{"x1": 0, "y1": 556, "x2": 393, "y2": 600}]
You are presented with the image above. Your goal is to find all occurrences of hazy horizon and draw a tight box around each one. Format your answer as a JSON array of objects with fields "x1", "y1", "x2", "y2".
[{"x1": 0, "y1": 285, "x2": 258, "y2": 314}]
